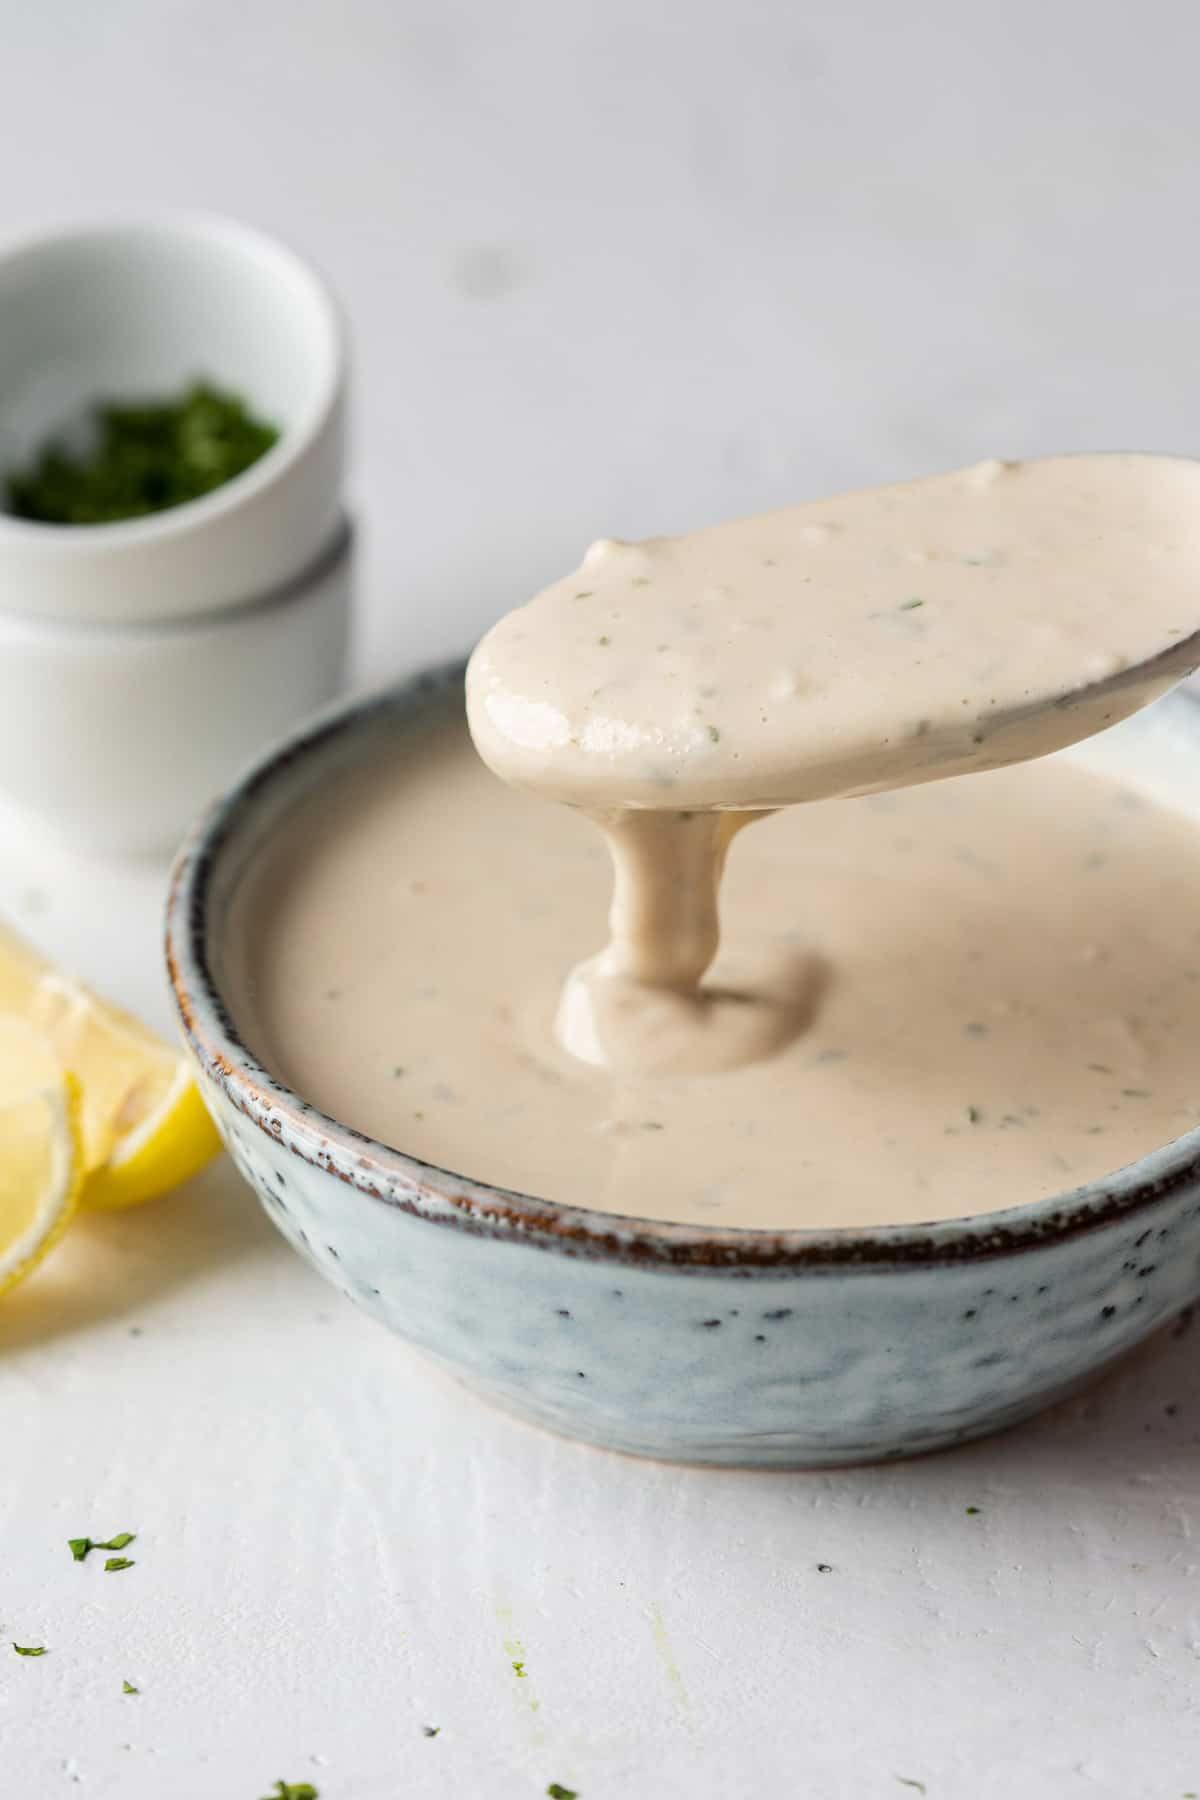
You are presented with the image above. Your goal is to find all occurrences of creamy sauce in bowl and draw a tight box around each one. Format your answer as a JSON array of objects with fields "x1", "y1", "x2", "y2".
[
  {"x1": 229, "y1": 455, "x2": 1200, "y2": 1230},
  {"x1": 230, "y1": 698, "x2": 1200, "y2": 1230}
]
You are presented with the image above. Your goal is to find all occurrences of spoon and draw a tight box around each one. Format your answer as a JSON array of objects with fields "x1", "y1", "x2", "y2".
[{"x1": 467, "y1": 452, "x2": 1200, "y2": 813}]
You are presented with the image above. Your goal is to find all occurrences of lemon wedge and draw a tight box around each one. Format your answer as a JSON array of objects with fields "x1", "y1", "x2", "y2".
[
  {"x1": 82, "y1": 1061, "x2": 221, "y2": 1211},
  {"x1": 0, "y1": 1018, "x2": 83, "y2": 1295},
  {"x1": 0, "y1": 922, "x2": 221, "y2": 1209}
]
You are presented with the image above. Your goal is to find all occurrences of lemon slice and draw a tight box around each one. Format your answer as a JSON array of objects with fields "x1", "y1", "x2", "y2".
[
  {"x1": 83, "y1": 1062, "x2": 222, "y2": 1211},
  {"x1": 0, "y1": 922, "x2": 221, "y2": 1210},
  {"x1": 0, "y1": 1019, "x2": 83, "y2": 1296}
]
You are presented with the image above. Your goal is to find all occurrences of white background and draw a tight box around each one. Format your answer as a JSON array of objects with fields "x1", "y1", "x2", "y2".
[{"x1": 3, "y1": 2, "x2": 1200, "y2": 1794}]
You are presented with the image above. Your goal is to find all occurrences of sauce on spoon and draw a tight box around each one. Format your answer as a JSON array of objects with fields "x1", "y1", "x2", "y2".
[{"x1": 467, "y1": 455, "x2": 1200, "y2": 1071}]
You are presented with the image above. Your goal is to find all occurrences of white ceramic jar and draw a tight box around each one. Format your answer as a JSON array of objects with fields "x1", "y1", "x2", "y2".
[{"x1": 0, "y1": 214, "x2": 350, "y2": 854}]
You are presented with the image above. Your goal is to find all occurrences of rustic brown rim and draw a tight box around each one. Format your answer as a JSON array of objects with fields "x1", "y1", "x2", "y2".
[{"x1": 164, "y1": 662, "x2": 1200, "y2": 1272}]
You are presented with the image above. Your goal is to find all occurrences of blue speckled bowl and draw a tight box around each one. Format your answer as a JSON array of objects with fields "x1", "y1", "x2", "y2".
[{"x1": 165, "y1": 663, "x2": 1200, "y2": 1467}]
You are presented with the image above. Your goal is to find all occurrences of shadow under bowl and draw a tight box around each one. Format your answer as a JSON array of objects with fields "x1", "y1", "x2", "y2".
[{"x1": 165, "y1": 663, "x2": 1200, "y2": 1467}]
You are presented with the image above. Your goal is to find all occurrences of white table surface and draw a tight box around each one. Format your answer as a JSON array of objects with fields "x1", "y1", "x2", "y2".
[{"x1": 4, "y1": 2, "x2": 1200, "y2": 1793}]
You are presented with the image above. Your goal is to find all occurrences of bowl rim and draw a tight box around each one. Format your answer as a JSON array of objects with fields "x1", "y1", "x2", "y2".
[
  {"x1": 165, "y1": 661, "x2": 1200, "y2": 1272},
  {"x1": 0, "y1": 211, "x2": 345, "y2": 552}
]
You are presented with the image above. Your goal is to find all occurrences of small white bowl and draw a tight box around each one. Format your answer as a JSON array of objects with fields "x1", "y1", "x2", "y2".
[
  {"x1": 0, "y1": 214, "x2": 346, "y2": 624},
  {"x1": 0, "y1": 519, "x2": 353, "y2": 856},
  {"x1": 0, "y1": 214, "x2": 351, "y2": 853}
]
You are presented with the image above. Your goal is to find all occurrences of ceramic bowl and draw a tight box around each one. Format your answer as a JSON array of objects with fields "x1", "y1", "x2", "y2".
[
  {"x1": 0, "y1": 519, "x2": 352, "y2": 857},
  {"x1": 0, "y1": 214, "x2": 350, "y2": 853},
  {"x1": 0, "y1": 213, "x2": 346, "y2": 624},
  {"x1": 165, "y1": 664, "x2": 1200, "y2": 1468}
]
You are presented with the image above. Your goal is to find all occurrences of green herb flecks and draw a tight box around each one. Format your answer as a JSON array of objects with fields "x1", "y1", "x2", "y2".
[
  {"x1": 966, "y1": 1105, "x2": 983, "y2": 1125},
  {"x1": 512, "y1": 1659, "x2": 527, "y2": 1677},
  {"x1": 68, "y1": 1530, "x2": 136, "y2": 1562},
  {"x1": 574, "y1": 590, "x2": 593, "y2": 599},
  {"x1": 7, "y1": 383, "x2": 278, "y2": 525},
  {"x1": 966, "y1": 1505, "x2": 981, "y2": 1516},
  {"x1": 547, "y1": 1785, "x2": 579, "y2": 1799},
  {"x1": 422, "y1": 1725, "x2": 440, "y2": 1737},
  {"x1": 895, "y1": 1782, "x2": 927, "y2": 1796},
  {"x1": 13, "y1": 1644, "x2": 46, "y2": 1656},
  {"x1": 596, "y1": 635, "x2": 611, "y2": 647},
  {"x1": 899, "y1": 598, "x2": 925, "y2": 611},
  {"x1": 122, "y1": 1679, "x2": 139, "y2": 1695},
  {"x1": 104, "y1": 1556, "x2": 135, "y2": 1572},
  {"x1": 707, "y1": 724, "x2": 721, "y2": 744},
  {"x1": 260, "y1": 1784, "x2": 319, "y2": 1800}
]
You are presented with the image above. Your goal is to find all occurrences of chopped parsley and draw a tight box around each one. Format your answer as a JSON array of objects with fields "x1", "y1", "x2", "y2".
[
  {"x1": 707, "y1": 724, "x2": 721, "y2": 743},
  {"x1": 966, "y1": 1105, "x2": 982, "y2": 1125},
  {"x1": 13, "y1": 1644, "x2": 46, "y2": 1656},
  {"x1": 965, "y1": 1505, "x2": 981, "y2": 1516},
  {"x1": 7, "y1": 382, "x2": 278, "y2": 525},
  {"x1": 104, "y1": 1556, "x2": 135, "y2": 1572},
  {"x1": 597, "y1": 635, "x2": 611, "y2": 647},
  {"x1": 261, "y1": 1785, "x2": 319, "y2": 1800},
  {"x1": 899, "y1": 598, "x2": 925, "y2": 611},
  {"x1": 547, "y1": 1786, "x2": 579, "y2": 1799},
  {"x1": 895, "y1": 1782, "x2": 927, "y2": 1796},
  {"x1": 122, "y1": 1679, "x2": 139, "y2": 1695},
  {"x1": 512, "y1": 1659, "x2": 527, "y2": 1677},
  {"x1": 69, "y1": 1531, "x2": 135, "y2": 1562},
  {"x1": 422, "y1": 1725, "x2": 440, "y2": 1738}
]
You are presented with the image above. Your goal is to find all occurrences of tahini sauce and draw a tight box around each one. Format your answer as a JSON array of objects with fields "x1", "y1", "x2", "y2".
[{"x1": 231, "y1": 455, "x2": 1200, "y2": 1227}]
